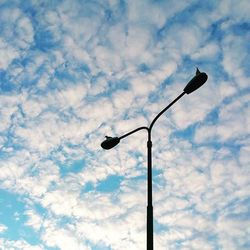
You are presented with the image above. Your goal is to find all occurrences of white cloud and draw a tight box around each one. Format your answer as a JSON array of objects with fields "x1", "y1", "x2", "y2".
[
  {"x1": 221, "y1": 33, "x2": 249, "y2": 89},
  {"x1": 0, "y1": 6, "x2": 34, "y2": 53},
  {"x1": 0, "y1": 38, "x2": 20, "y2": 70},
  {"x1": 127, "y1": 0, "x2": 192, "y2": 29},
  {"x1": 0, "y1": 224, "x2": 7, "y2": 233},
  {"x1": 239, "y1": 145, "x2": 250, "y2": 166},
  {"x1": 162, "y1": 23, "x2": 204, "y2": 57},
  {"x1": 195, "y1": 93, "x2": 250, "y2": 143},
  {"x1": 0, "y1": 1, "x2": 249, "y2": 249},
  {"x1": 25, "y1": 210, "x2": 43, "y2": 231},
  {"x1": 15, "y1": 16, "x2": 34, "y2": 49},
  {"x1": 217, "y1": 216, "x2": 250, "y2": 250},
  {"x1": 191, "y1": 42, "x2": 220, "y2": 60},
  {"x1": 42, "y1": 222, "x2": 90, "y2": 250},
  {"x1": 0, "y1": 238, "x2": 44, "y2": 250}
]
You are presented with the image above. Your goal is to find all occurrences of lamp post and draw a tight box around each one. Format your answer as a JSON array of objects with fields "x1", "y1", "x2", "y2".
[{"x1": 101, "y1": 68, "x2": 208, "y2": 250}]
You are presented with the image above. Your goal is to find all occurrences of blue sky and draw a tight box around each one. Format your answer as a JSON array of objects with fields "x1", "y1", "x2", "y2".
[{"x1": 0, "y1": 0, "x2": 249, "y2": 249}]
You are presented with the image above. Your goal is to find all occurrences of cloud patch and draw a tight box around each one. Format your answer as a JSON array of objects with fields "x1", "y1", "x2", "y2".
[{"x1": 0, "y1": 0, "x2": 249, "y2": 249}]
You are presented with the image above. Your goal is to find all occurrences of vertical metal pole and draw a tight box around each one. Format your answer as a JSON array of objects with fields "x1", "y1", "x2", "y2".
[
  {"x1": 146, "y1": 92, "x2": 185, "y2": 249},
  {"x1": 147, "y1": 130, "x2": 153, "y2": 250}
]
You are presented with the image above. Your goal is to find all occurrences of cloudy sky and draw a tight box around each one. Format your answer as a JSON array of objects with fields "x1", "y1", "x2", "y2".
[{"x1": 0, "y1": 0, "x2": 249, "y2": 249}]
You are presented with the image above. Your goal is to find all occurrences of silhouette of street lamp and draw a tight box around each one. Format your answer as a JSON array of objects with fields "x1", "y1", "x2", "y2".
[{"x1": 101, "y1": 68, "x2": 208, "y2": 250}]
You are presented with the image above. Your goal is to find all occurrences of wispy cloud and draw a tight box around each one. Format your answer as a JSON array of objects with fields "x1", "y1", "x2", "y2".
[{"x1": 0, "y1": 0, "x2": 249, "y2": 249}]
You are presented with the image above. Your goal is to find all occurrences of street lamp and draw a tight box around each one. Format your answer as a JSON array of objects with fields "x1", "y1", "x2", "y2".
[{"x1": 101, "y1": 68, "x2": 208, "y2": 250}]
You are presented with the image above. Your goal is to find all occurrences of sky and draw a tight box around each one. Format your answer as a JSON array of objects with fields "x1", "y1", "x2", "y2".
[{"x1": 0, "y1": 0, "x2": 249, "y2": 249}]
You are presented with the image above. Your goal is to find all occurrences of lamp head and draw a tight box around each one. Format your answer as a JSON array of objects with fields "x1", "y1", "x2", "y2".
[
  {"x1": 101, "y1": 136, "x2": 120, "y2": 150},
  {"x1": 183, "y1": 68, "x2": 208, "y2": 94}
]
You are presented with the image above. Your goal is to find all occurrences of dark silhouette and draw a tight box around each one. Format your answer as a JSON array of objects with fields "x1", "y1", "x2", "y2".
[{"x1": 101, "y1": 68, "x2": 208, "y2": 250}]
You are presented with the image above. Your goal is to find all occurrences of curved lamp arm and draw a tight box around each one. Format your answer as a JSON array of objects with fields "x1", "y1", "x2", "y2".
[
  {"x1": 149, "y1": 69, "x2": 208, "y2": 132},
  {"x1": 101, "y1": 126, "x2": 148, "y2": 150},
  {"x1": 119, "y1": 126, "x2": 149, "y2": 140},
  {"x1": 101, "y1": 68, "x2": 208, "y2": 150},
  {"x1": 149, "y1": 92, "x2": 185, "y2": 132},
  {"x1": 100, "y1": 91, "x2": 186, "y2": 149}
]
